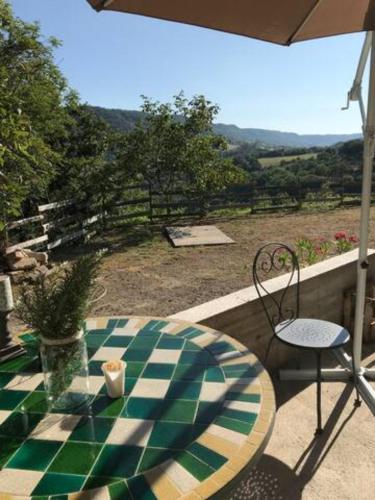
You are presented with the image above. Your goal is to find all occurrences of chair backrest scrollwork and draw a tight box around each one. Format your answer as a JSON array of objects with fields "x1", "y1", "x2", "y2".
[{"x1": 252, "y1": 243, "x2": 300, "y2": 333}]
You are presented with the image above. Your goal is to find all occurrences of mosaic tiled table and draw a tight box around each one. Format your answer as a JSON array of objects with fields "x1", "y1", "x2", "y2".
[{"x1": 0, "y1": 316, "x2": 275, "y2": 499}]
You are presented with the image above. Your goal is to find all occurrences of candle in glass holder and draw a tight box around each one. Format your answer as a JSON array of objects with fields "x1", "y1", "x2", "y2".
[
  {"x1": 0, "y1": 276, "x2": 14, "y2": 312},
  {"x1": 102, "y1": 360, "x2": 126, "y2": 398}
]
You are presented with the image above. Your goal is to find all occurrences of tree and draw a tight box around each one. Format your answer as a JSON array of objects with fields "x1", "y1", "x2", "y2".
[
  {"x1": 116, "y1": 93, "x2": 246, "y2": 199},
  {"x1": 0, "y1": 0, "x2": 72, "y2": 247}
]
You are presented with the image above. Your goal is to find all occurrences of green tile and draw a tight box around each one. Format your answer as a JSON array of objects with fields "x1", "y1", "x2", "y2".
[
  {"x1": 142, "y1": 320, "x2": 169, "y2": 332},
  {"x1": 90, "y1": 395, "x2": 125, "y2": 418},
  {"x1": 84, "y1": 475, "x2": 121, "y2": 490},
  {"x1": 141, "y1": 363, "x2": 175, "y2": 380},
  {"x1": 176, "y1": 327, "x2": 204, "y2": 338},
  {"x1": 125, "y1": 362, "x2": 145, "y2": 378},
  {"x1": 205, "y1": 366, "x2": 225, "y2": 382},
  {"x1": 138, "y1": 448, "x2": 174, "y2": 473},
  {"x1": 175, "y1": 450, "x2": 214, "y2": 481},
  {"x1": 88, "y1": 328, "x2": 113, "y2": 336},
  {"x1": 166, "y1": 381, "x2": 201, "y2": 400},
  {"x1": 0, "y1": 436, "x2": 23, "y2": 468},
  {"x1": 206, "y1": 341, "x2": 236, "y2": 356},
  {"x1": 104, "y1": 336, "x2": 133, "y2": 348},
  {"x1": 173, "y1": 364, "x2": 205, "y2": 381},
  {"x1": 220, "y1": 407, "x2": 258, "y2": 424},
  {"x1": 108, "y1": 480, "x2": 133, "y2": 500},
  {"x1": 0, "y1": 411, "x2": 43, "y2": 438},
  {"x1": 195, "y1": 402, "x2": 223, "y2": 424},
  {"x1": 92, "y1": 444, "x2": 143, "y2": 478},
  {"x1": 225, "y1": 392, "x2": 261, "y2": 403},
  {"x1": 0, "y1": 390, "x2": 28, "y2": 410},
  {"x1": 85, "y1": 334, "x2": 108, "y2": 349},
  {"x1": 179, "y1": 351, "x2": 214, "y2": 365},
  {"x1": 128, "y1": 474, "x2": 157, "y2": 500},
  {"x1": 184, "y1": 340, "x2": 201, "y2": 351},
  {"x1": 160, "y1": 400, "x2": 197, "y2": 423},
  {"x1": 148, "y1": 422, "x2": 196, "y2": 449},
  {"x1": 32, "y1": 472, "x2": 86, "y2": 496},
  {"x1": 17, "y1": 391, "x2": 48, "y2": 413},
  {"x1": 117, "y1": 319, "x2": 128, "y2": 328},
  {"x1": 126, "y1": 397, "x2": 162, "y2": 420},
  {"x1": 0, "y1": 373, "x2": 14, "y2": 389},
  {"x1": 157, "y1": 336, "x2": 184, "y2": 350},
  {"x1": 125, "y1": 377, "x2": 137, "y2": 395},
  {"x1": 129, "y1": 336, "x2": 159, "y2": 350},
  {"x1": 187, "y1": 442, "x2": 227, "y2": 470},
  {"x1": 0, "y1": 354, "x2": 39, "y2": 373},
  {"x1": 123, "y1": 349, "x2": 152, "y2": 362},
  {"x1": 214, "y1": 415, "x2": 254, "y2": 435},
  {"x1": 48, "y1": 441, "x2": 102, "y2": 475},
  {"x1": 89, "y1": 360, "x2": 105, "y2": 376},
  {"x1": 7, "y1": 439, "x2": 62, "y2": 471},
  {"x1": 222, "y1": 364, "x2": 258, "y2": 378},
  {"x1": 69, "y1": 415, "x2": 114, "y2": 443},
  {"x1": 107, "y1": 319, "x2": 119, "y2": 329}
]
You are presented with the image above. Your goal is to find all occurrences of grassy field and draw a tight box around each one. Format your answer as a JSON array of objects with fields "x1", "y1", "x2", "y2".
[{"x1": 258, "y1": 152, "x2": 318, "y2": 167}]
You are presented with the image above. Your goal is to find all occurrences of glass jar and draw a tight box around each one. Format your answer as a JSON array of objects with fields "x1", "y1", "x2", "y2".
[{"x1": 40, "y1": 330, "x2": 90, "y2": 411}]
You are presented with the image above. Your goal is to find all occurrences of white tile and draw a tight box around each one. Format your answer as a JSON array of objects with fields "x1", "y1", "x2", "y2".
[
  {"x1": 161, "y1": 459, "x2": 200, "y2": 493},
  {"x1": 206, "y1": 424, "x2": 247, "y2": 446},
  {"x1": 85, "y1": 319, "x2": 98, "y2": 331},
  {"x1": 0, "y1": 410, "x2": 11, "y2": 425},
  {"x1": 91, "y1": 347, "x2": 126, "y2": 361},
  {"x1": 112, "y1": 318, "x2": 140, "y2": 336},
  {"x1": 160, "y1": 322, "x2": 180, "y2": 333},
  {"x1": 0, "y1": 469, "x2": 44, "y2": 495},
  {"x1": 5, "y1": 373, "x2": 44, "y2": 392},
  {"x1": 223, "y1": 400, "x2": 260, "y2": 413},
  {"x1": 31, "y1": 414, "x2": 81, "y2": 441},
  {"x1": 106, "y1": 418, "x2": 154, "y2": 446},
  {"x1": 131, "y1": 378, "x2": 170, "y2": 399},
  {"x1": 148, "y1": 349, "x2": 181, "y2": 364},
  {"x1": 78, "y1": 487, "x2": 111, "y2": 500},
  {"x1": 88, "y1": 376, "x2": 105, "y2": 394},
  {"x1": 229, "y1": 377, "x2": 260, "y2": 386},
  {"x1": 199, "y1": 382, "x2": 227, "y2": 402}
]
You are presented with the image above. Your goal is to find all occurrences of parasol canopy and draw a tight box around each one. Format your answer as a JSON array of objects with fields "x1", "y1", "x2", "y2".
[{"x1": 87, "y1": 0, "x2": 375, "y2": 45}]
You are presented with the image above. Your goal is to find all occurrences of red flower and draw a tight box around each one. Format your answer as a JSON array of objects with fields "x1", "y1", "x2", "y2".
[
  {"x1": 349, "y1": 234, "x2": 359, "y2": 243},
  {"x1": 334, "y1": 231, "x2": 347, "y2": 241}
]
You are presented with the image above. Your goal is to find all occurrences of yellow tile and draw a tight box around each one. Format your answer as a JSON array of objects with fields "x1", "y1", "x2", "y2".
[
  {"x1": 238, "y1": 442, "x2": 258, "y2": 460},
  {"x1": 253, "y1": 418, "x2": 271, "y2": 434},
  {"x1": 95, "y1": 317, "x2": 110, "y2": 329},
  {"x1": 229, "y1": 382, "x2": 261, "y2": 394},
  {"x1": 180, "y1": 493, "x2": 201, "y2": 500},
  {"x1": 209, "y1": 466, "x2": 237, "y2": 488},
  {"x1": 247, "y1": 431, "x2": 265, "y2": 446},
  {"x1": 197, "y1": 432, "x2": 239, "y2": 458},
  {"x1": 226, "y1": 455, "x2": 249, "y2": 474},
  {"x1": 145, "y1": 467, "x2": 182, "y2": 499},
  {"x1": 195, "y1": 479, "x2": 220, "y2": 499}
]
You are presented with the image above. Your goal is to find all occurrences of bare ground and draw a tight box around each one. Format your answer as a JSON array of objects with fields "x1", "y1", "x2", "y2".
[{"x1": 68, "y1": 206, "x2": 375, "y2": 318}]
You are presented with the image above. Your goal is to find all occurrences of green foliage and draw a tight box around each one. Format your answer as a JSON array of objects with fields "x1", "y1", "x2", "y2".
[
  {"x1": 16, "y1": 254, "x2": 102, "y2": 340},
  {"x1": 115, "y1": 93, "x2": 246, "y2": 196},
  {"x1": 0, "y1": 0, "x2": 72, "y2": 240}
]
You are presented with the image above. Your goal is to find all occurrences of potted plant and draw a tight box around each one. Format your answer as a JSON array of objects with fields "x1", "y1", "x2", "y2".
[{"x1": 16, "y1": 253, "x2": 102, "y2": 411}]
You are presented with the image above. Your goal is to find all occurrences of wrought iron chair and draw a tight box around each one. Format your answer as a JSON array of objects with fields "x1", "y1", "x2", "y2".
[{"x1": 252, "y1": 242, "x2": 357, "y2": 435}]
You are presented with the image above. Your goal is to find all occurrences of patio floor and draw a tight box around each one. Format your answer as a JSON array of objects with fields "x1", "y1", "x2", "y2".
[{"x1": 229, "y1": 345, "x2": 375, "y2": 500}]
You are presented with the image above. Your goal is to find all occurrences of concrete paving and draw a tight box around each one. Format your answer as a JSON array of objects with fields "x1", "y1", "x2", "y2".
[{"x1": 229, "y1": 346, "x2": 375, "y2": 500}]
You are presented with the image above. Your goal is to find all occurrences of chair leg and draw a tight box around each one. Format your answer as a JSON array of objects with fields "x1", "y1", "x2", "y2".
[
  {"x1": 264, "y1": 336, "x2": 275, "y2": 366},
  {"x1": 315, "y1": 350, "x2": 323, "y2": 435}
]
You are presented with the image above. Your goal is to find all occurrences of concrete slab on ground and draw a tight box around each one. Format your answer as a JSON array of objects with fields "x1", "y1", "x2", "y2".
[{"x1": 166, "y1": 225, "x2": 234, "y2": 247}]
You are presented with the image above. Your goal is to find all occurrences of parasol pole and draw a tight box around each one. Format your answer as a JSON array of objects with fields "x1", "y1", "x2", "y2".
[{"x1": 353, "y1": 32, "x2": 375, "y2": 373}]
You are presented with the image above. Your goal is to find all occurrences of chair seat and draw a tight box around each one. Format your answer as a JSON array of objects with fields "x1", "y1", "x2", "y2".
[{"x1": 275, "y1": 318, "x2": 350, "y2": 349}]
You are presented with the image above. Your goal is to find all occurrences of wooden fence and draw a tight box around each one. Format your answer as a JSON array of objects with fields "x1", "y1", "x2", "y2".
[{"x1": 4, "y1": 181, "x2": 373, "y2": 254}]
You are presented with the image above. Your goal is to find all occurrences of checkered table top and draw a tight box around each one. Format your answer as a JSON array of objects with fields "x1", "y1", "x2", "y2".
[{"x1": 0, "y1": 316, "x2": 275, "y2": 499}]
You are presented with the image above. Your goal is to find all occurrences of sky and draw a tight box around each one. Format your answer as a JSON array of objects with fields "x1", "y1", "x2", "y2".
[{"x1": 10, "y1": 0, "x2": 370, "y2": 135}]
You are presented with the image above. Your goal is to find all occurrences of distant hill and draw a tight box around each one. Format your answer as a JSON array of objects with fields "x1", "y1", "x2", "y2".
[{"x1": 90, "y1": 105, "x2": 361, "y2": 148}]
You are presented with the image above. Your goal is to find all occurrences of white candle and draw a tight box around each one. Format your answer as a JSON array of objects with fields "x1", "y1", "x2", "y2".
[
  {"x1": 102, "y1": 360, "x2": 126, "y2": 398},
  {"x1": 0, "y1": 276, "x2": 14, "y2": 312}
]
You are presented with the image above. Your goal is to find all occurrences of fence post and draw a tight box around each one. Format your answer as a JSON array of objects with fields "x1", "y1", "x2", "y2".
[{"x1": 148, "y1": 182, "x2": 153, "y2": 224}]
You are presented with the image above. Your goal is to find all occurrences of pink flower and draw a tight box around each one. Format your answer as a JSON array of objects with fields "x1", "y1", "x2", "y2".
[
  {"x1": 334, "y1": 231, "x2": 347, "y2": 241},
  {"x1": 349, "y1": 234, "x2": 359, "y2": 243}
]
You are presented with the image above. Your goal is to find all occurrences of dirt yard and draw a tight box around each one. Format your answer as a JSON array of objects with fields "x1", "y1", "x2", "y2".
[{"x1": 48, "y1": 206, "x2": 375, "y2": 319}]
